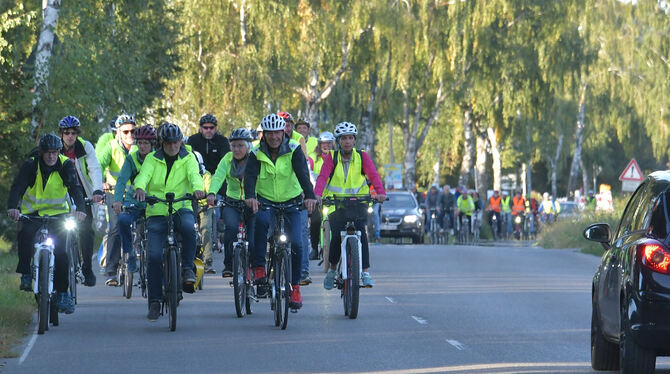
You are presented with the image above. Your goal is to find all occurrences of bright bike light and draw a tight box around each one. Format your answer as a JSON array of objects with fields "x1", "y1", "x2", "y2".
[
  {"x1": 45, "y1": 237, "x2": 54, "y2": 247},
  {"x1": 403, "y1": 215, "x2": 418, "y2": 223},
  {"x1": 514, "y1": 216, "x2": 522, "y2": 224},
  {"x1": 322, "y1": 207, "x2": 329, "y2": 215},
  {"x1": 279, "y1": 234, "x2": 287, "y2": 243},
  {"x1": 367, "y1": 206, "x2": 373, "y2": 214},
  {"x1": 64, "y1": 218, "x2": 77, "y2": 231},
  {"x1": 168, "y1": 235, "x2": 175, "y2": 245}
]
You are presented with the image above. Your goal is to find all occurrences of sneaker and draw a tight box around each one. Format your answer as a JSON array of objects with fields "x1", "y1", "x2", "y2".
[
  {"x1": 323, "y1": 268, "x2": 336, "y2": 290},
  {"x1": 57, "y1": 292, "x2": 75, "y2": 314},
  {"x1": 182, "y1": 268, "x2": 196, "y2": 284},
  {"x1": 19, "y1": 274, "x2": 32, "y2": 292},
  {"x1": 205, "y1": 261, "x2": 216, "y2": 274},
  {"x1": 252, "y1": 267, "x2": 266, "y2": 285},
  {"x1": 147, "y1": 301, "x2": 161, "y2": 321},
  {"x1": 83, "y1": 269, "x2": 96, "y2": 287},
  {"x1": 289, "y1": 284, "x2": 302, "y2": 310},
  {"x1": 256, "y1": 284, "x2": 269, "y2": 298},
  {"x1": 126, "y1": 255, "x2": 138, "y2": 273},
  {"x1": 361, "y1": 272, "x2": 374, "y2": 288},
  {"x1": 222, "y1": 266, "x2": 233, "y2": 278},
  {"x1": 300, "y1": 272, "x2": 312, "y2": 286},
  {"x1": 105, "y1": 276, "x2": 118, "y2": 287},
  {"x1": 309, "y1": 250, "x2": 319, "y2": 260}
]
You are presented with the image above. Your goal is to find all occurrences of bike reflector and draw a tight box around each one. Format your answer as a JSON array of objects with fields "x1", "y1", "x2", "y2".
[{"x1": 638, "y1": 240, "x2": 670, "y2": 274}]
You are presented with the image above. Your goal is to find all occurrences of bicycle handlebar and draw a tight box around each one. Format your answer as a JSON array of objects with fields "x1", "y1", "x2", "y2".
[
  {"x1": 259, "y1": 199, "x2": 303, "y2": 212},
  {"x1": 145, "y1": 193, "x2": 196, "y2": 205},
  {"x1": 321, "y1": 195, "x2": 388, "y2": 206}
]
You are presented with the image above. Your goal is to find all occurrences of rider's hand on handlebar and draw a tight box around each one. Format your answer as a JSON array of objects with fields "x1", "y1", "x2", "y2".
[
  {"x1": 91, "y1": 194, "x2": 104, "y2": 204},
  {"x1": 304, "y1": 198, "x2": 317, "y2": 214},
  {"x1": 113, "y1": 201, "x2": 123, "y2": 215},
  {"x1": 194, "y1": 190, "x2": 205, "y2": 200},
  {"x1": 7, "y1": 209, "x2": 19, "y2": 221},
  {"x1": 134, "y1": 188, "x2": 146, "y2": 202},
  {"x1": 245, "y1": 198, "x2": 259, "y2": 214},
  {"x1": 376, "y1": 194, "x2": 387, "y2": 204},
  {"x1": 73, "y1": 211, "x2": 87, "y2": 222},
  {"x1": 206, "y1": 194, "x2": 216, "y2": 206}
]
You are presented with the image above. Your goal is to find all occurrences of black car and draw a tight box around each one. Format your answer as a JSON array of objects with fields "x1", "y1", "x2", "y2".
[
  {"x1": 379, "y1": 191, "x2": 424, "y2": 244},
  {"x1": 585, "y1": 171, "x2": 670, "y2": 373}
]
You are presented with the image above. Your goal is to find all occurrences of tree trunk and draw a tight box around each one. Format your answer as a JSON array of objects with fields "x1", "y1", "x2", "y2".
[
  {"x1": 580, "y1": 157, "x2": 590, "y2": 194},
  {"x1": 474, "y1": 124, "x2": 488, "y2": 200},
  {"x1": 433, "y1": 147, "x2": 441, "y2": 186},
  {"x1": 521, "y1": 163, "x2": 528, "y2": 196},
  {"x1": 30, "y1": 0, "x2": 61, "y2": 141},
  {"x1": 388, "y1": 122, "x2": 395, "y2": 164},
  {"x1": 566, "y1": 83, "x2": 587, "y2": 197},
  {"x1": 239, "y1": 0, "x2": 247, "y2": 46},
  {"x1": 550, "y1": 134, "x2": 564, "y2": 198},
  {"x1": 359, "y1": 75, "x2": 378, "y2": 162},
  {"x1": 458, "y1": 105, "x2": 474, "y2": 187},
  {"x1": 487, "y1": 126, "x2": 501, "y2": 191}
]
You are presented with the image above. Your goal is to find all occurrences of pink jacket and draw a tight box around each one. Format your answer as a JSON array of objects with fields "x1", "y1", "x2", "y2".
[{"x1": 314, "y1": 150, "x2": 385, "y2": 197}]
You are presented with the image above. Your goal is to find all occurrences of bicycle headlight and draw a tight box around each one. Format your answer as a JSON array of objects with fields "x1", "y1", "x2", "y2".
[
  {"x1": 515, "y1": 216, "x2": 522, "y2": 224},
  {"x1": 64, "y1": 218, "x2": 77, "y2": 231},
  {"x1": 45, "y1": 237, "x2": 54, "y2": 247},
  {"x1": 403, "y1": 215, "x2": 419, "y2": 223},
  {"x1": 168, "y1": 235, "x2": 175, "y2": 245},
  {"x1": 279, "y1": 234, "x2": 287, "y2": 243},
  {"x1": 322, "y1": 207, "x2": 329, "y2": 215}
]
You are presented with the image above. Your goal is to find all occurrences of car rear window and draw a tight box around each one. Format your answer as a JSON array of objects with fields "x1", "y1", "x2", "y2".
[{"x1": 386, "y1": 194, "x2": 416, "y2": 209}]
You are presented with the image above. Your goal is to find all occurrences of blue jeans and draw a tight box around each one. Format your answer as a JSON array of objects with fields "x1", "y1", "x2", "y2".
[
  {"x1": 372, "y1": 203, "x2": 381, "y2": 239},
  {"x1": 222, "y1": 204, "x2": 255, "y2": 268},
  {"x1": 300, "y1": 209, "x2": 310, "y2": 274},
  {"x1": 253, "y1": 199, "x2": 303, "y2": 285},
  {"x1": 502, "y1": 212, "x2": 512, "y2": 235},
  {"x1": 146, "y1": 210, "x2": 196, "y2": 301},
  {"x1": 118, "y1": 207, "x2": 143, "y2": 256}
]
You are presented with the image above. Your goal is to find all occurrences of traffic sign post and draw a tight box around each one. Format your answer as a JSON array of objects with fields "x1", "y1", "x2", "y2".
[{"x1": 619, "y1": 159, "x2": 643, "y2": 192}]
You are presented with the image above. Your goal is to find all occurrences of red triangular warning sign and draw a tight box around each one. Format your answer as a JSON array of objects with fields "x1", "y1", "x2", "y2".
[{"x1": 619, "y1": 159, "x2": 643, "y2": 182}]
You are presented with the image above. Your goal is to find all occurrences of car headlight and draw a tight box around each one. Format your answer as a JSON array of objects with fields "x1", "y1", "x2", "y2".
[
  {"x1": 279, "y1": 234, "x2": 287, "y2": 243},
  {"x1": 403, "y1": 215, "x2": 419, "y2": 223},
  {"x1": 64, "y1": 218, "x2": 77, "y2": 231}
]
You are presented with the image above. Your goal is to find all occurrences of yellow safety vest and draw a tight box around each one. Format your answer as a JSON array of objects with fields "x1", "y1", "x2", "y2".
[
  {"x1": 252, "y1": 139, "x2": 302, "y2": 202},
  {"x1": 21, "y1": 155, "x2": 71, "y2": 216}
]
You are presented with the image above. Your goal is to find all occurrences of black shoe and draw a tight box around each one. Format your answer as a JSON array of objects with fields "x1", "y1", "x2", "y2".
[
  {"x1": 256, "y1": 284, "x2": 269, "y2": 298},
  {"x1": 309, "y1": 250, "x2": 319, "y2": 260},
  {"x1": 182, "y1": 268, "x2": 196, "y2": 284},
  {"x1": 147, "y1": 301, "x2": 161, "y2": 321},
  {"x1": 299, "y1": 272, "x2": 312, "y2": 286},
  {"x1": 83, "y1": 269, "x2": 96, "y2": 287},
  {"x1": 222, "y1": 267, "x2": 233, "y2": 278},
  {"x1": 19, "y1": 274, "x2": 32, "y2": 292}
]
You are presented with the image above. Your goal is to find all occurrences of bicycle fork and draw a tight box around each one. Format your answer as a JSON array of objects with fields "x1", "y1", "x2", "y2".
[
  {"x1": 33, "y1": 239, "x2": 55, "y2": 295},
  {"x1": 339, "y1": 229, "x2": 362, "y2": 281}
]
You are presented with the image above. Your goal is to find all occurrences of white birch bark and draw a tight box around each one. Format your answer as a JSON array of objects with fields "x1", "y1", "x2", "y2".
[
  {"x1": 487, "y1": 126, "x2": 501, "y2": 191},
  {"x1": 550, "y1": 134, "x2": 564, "y2": 198},
  {"x1": 566, "y1": 83, "x2": 587, "y2": 196},
  {"x1": 458, "y1": 106, "x2": 474, "y2": 187},
  {"x1": 474, "y1": 125, "x2": 488, "y2": 200}
]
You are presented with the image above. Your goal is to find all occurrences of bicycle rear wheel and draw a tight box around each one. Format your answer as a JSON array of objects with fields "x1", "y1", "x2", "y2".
[
  {"x1": 37, "y1": 250, "x2": 50, "y2": 335},
  {"x1": 344, "y1": 237, "x2": 360, "y2": 319},
  {"x1": 123, "y1": 254, "x2": 133, "y2": 299},
  {"x1": 233, "y1": 244, "x2": 246, "y2": 318},
  {"x1": 139, "y1": 245, "x2": 147, "y2": 298},
  {"x1": 167, "y1": 249, "x2": 178, "y2": 331},
  {"x1": 280, "y1": 250, "x2": 291, "y2": 329}
]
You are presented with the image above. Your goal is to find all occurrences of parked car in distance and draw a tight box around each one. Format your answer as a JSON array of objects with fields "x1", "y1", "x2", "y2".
[
  {"x1": 585, "y1": 171, "x2": 670, "y2": 373},
  {"x1": 557, "y1": 200, "x2": 581, "y2": 221},
  {"x1": 379, "y1": 191, "x2": 424, "y2": 244}
]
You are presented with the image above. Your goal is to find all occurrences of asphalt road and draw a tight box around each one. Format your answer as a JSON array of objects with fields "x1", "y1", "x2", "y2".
[{"x1": 3, "y1": 242, "x2": 670, "y2": 374}]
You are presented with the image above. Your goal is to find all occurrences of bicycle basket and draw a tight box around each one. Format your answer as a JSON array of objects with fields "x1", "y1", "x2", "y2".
[{"x1": 335, "y1": 199, "x2": 369, "y2": 221}]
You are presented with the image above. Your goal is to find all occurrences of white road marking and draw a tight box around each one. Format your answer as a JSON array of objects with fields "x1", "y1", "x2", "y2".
[
  {"x1": 446, "y1": 339, "x2": 465, "y2": 350},
  {"x1": 411, "y1": 315, "x2": 428, "y2": 324},
  {"x1": 385, "y1": 297, "x2": 396, "y2": 303},
  {"x1": 18, "y1": 325, "x2": 38, "y2": 365}
]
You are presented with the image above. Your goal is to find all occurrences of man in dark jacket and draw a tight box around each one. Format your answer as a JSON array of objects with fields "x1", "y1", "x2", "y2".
[
  {"x1": 439, "y1": 185, "x2": 455, "y2": 232},
  {"x1": 187, "y1": 114, "x2": 231, "y2": 175}
]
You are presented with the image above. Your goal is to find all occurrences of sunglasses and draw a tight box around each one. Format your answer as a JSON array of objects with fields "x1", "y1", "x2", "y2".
[
  {"x1": 62, "y1": 130, "x2": 78, "y2": 136},
  {"x1": 121, "y1": 130, "x2": 133, "y2": 135},
  {"x1": 201, "y1": 126, "x2": 216, "y2": 130}
]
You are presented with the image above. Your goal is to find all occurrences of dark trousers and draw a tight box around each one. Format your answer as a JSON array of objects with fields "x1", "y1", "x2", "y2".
[
  {"x1": 222, "y1": 205, "x2": 255, "y2": 268},
  {"x1": 16, "y1": 215, "x2": 69, "y2": 292},
  {"x1": 78, "y1": 203, "x2": 95, "y2": 274},
  {"x1": 328, "y1": 211, "x2": 370, "y2": 269},
  {"x1": 309, "y1": 208, "x2": 322, "y2": 253}
]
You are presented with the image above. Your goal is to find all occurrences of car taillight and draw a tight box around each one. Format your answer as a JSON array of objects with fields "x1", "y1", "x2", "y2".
[{"x1": 638, "y1": 241, "x2": 670, "y2": 274}]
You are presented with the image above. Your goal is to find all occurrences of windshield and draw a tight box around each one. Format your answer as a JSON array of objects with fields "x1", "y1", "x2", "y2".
[{"x1": 385, "y1": 194, "x2": 416, "y2": 209}]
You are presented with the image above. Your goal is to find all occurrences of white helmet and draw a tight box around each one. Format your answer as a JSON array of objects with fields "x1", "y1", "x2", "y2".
[
  {"x1": 259, "y1": 114, "x2": 285, "y2": 131},
  {"x1": 318, "y1": 131, "x2": 335, "y2": 143},
  {"x1": 334, "y1": 122, "x2": 357, "y2": 138}
]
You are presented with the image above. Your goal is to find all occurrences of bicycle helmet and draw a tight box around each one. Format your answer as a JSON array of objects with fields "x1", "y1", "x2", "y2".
[
  {"x1": 115, "y1": 114, "x2": 136, "y2": 127},
  {"x1": 39, "y1": 133, "x2": 63, "y2": 151},
  {"x1": 229, "y1": 128, "x2": 253, "y2": 141},
  {"x1": 199, "y1": 113, "x2": 218, "y2": 127},
  {"x1": 159, "y1": 123, "x2": 183, "y2": 142},
  {"x1": 318, "y1": 131, "x2": 335, "y2": 143},
  {"x1": 58, "y1": 115, "x2": 80, "y2": 129},
  {"x1": 134, "y1": 125, "x2": 157, "y2": 141},
  {"x1": 108, "y1": 115, "x2": 119, "y2": 131},
  {"x1": 260, "y1": 114, "x2": 285, "y2": 131},
  {"x1": 333, "y1": 121, "x2": 358, "y2": 138},
  {"x1": 295, "y1": 118, "x2": 310, "y2": 128},
  {"x1": 277, "y1": 111, "x2": 294, "y2": 124}
]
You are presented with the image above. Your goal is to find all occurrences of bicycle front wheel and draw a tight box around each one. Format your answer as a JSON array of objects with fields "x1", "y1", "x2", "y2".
[
  {"x1": 322, "y1": 220, "x2": 331, "y2": 273},
  {"x1": 233, "y1": 244, "x2": 246, "y2": 318},
  {"x1": 37, "y1": 250, "x2": 50, "y2": 334},
  {"x1": 167, "y1": 249, "x2": 178, "y2": 331},
  {"x1": 280, "y1": 249, "x2": 291, "y2": 330},
  {"x1": 344, "y1": 237, "x2": 360, "y2": 319},
  {"x1": 272, "y1": 252, "x2": 282, "y2": 327}
]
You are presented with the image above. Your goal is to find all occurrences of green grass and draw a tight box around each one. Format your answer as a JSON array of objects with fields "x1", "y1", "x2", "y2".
[
  {"x1": 535, "y1": 212, "x2": 621, "y2": 257},
  {"x1": 0, "y1": 239, "x2": 35, "y2": 358}
]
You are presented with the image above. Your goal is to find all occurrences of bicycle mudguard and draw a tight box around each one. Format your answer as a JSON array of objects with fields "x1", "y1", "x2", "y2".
[{"x1": 193, "y1": 257, "x2": 204, "y2": 290}]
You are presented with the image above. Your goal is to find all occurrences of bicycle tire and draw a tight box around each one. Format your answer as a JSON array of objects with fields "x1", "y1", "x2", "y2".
[
  {"x1": 168, "y1": 249, "x2": 178, "y2": 332},
  {"x1": 280, "y1": 249, "x2": 290, "y2": 330},
  {"x1": 38, "y1": 250, "x2": 50, "y2": 335},
  {"x1": 139, "y1": 244, "x2": 147, "y2": 299},
  {"x1": 233, "y1": 244, "x2": 246, "y2": 318},
  {"x1": 49, "y1": 293, "x2": 59, "y2": 326},
  {"x1": 124, "y1": 256, "x2": 133, "y2": 299},
  {"x1": 322, "y1": 220, "x2": 331, "y2": 273},
  {"x1": 244, "y1": 248, "x2": 253, "y2": 315},
  {"x1": 272, "y1": 250, "x2": 282, "y2": 327},
  {"x1": 345, "y1": 237, "x2": 360, "y2": 319},
  {"x1": 66, "y1": 234, "x2": 77, "y2": 304}
]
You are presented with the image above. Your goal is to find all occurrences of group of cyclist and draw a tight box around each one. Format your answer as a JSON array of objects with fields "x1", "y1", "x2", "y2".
[{"x1": 7, "y1": 110, "x2": 386, "y2": 322}]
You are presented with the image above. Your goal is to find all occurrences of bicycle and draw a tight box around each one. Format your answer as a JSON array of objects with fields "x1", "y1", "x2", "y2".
[
  {"x1": 458, "y1": 214, "x2": 471, "y2": 245},
  {"x1": 490, "y1": 213, "x2": 499, "y2": 241},
  {"x1": 322, "y1": 195, "x2": 380, "y2": 319},
  {"x1": 428, "y1": 209, "x2": 441, "y2": 244},
  {"x1": 318, "y1": 205, "x2": 332, "y2": 272},
  {"x1": 145, "y1": 192, "x2": 196, "y2": 332},
  {"x1": 472, "y1": 211, "x2": 481, "y2": 245},
  {"x1": 217, "y1": 199, "x2": 254, "y2": 318},
  {"x1": 259, "y1": 199, "x2": 303, "y2": 330}
]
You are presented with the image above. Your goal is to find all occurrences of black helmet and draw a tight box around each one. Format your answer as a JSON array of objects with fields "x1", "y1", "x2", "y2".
[
  {"x1": 39, "y1": 133, "x2": 63, "y2": 151},
  {"x1": 199, "y1": 114, "x2": 218, "y2": 127},
  {"x1": 159, "y1": 123, "x2": 183, "y2": 142},
  {"x1": 229, "y1": 128, "x2": 253, "y2": 141}
]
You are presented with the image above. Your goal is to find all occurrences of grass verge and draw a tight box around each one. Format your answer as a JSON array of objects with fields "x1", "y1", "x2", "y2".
[
  {"x1": 535, "y1": 212, "x2": 621, "y2": 257},
  {"x1": 0, "y1": 239, "x2": 35, "y2": 358}
]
